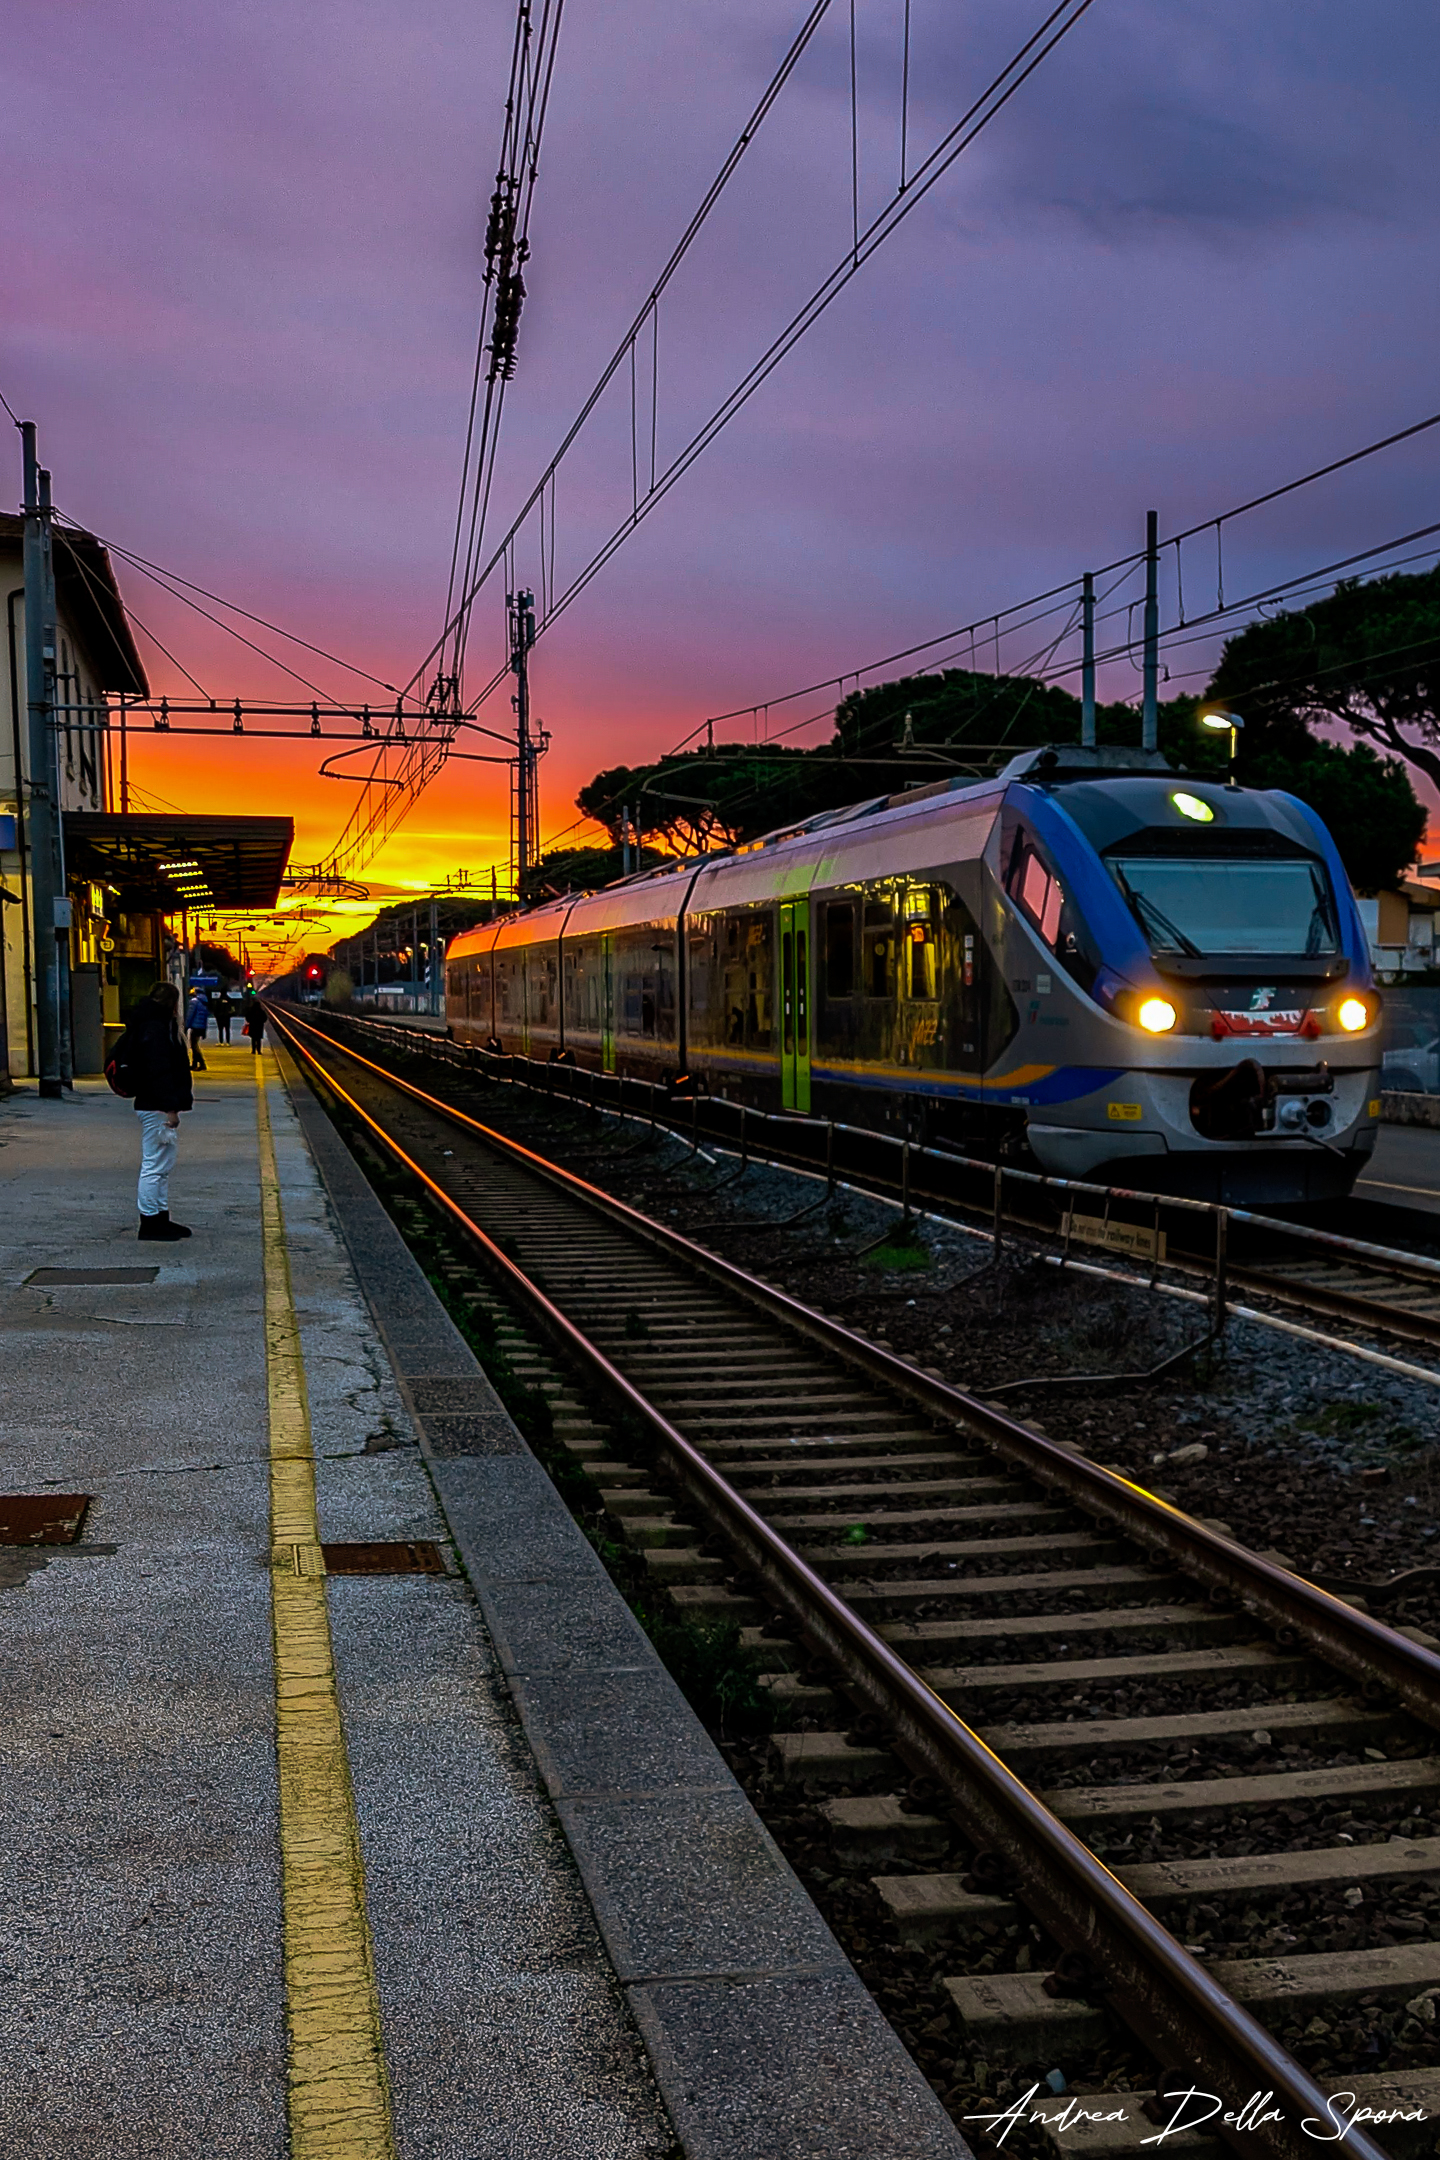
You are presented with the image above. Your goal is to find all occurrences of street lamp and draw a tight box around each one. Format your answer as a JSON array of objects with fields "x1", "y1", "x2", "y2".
[{"x1": 1199, "y1": 707, "x2": 1244, "y2": 787}]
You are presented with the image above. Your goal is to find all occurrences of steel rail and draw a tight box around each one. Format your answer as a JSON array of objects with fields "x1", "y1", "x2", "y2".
[
  {"x1": 325, "y1": 1016, "x2": 1440, "y2": 1288},
  {"x1": 270, "y1": 1006, "x2": 1394, "y2": 2160},
  {"x1": 353, "y1": 1017, "x2": 1440, "y2": 1358},
  {"x1": 279, "y1": 1007, "x2": 1440, "y2": 1727}
]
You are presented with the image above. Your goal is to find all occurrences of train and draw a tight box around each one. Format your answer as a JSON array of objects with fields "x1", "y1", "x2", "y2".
[{"x1": 443, "y1": 745, "x2": 1383, "y2": 1204}]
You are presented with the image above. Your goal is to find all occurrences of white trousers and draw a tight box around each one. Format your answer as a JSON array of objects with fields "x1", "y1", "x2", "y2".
[{"x1": 137, "y1": 1110, "x2": 179, "y2": 1217}]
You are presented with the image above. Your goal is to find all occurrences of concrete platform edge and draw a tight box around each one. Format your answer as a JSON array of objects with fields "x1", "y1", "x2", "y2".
[{"x1": 275, "y1": 1044, "x2": 970, "y2": 2160}]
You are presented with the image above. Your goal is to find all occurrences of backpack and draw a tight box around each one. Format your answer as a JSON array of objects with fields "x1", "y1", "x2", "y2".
[{"x1": 104, "y1": 1029, "x2": 136, "y2": 1098}]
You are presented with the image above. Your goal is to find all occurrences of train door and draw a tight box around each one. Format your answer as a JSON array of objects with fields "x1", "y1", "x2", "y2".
[
  {"x1": 601, "y1": 934, "x2": 616, "y2": 1073},
  {"x1": 779, "y1": 898, "x2": 811, "y2": 1112}
]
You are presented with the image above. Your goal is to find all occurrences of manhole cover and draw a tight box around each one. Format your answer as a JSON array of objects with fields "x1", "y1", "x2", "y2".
[
  {"x1": 0, "y1": 1494, "x2": 92, "y2": 1544},
  {"x1": 26, "y1": 1268, "x2": 159, "y2": 1286},
  {"x1": 320, "y1": 1540, "x2": 446, "y2": 1575}
]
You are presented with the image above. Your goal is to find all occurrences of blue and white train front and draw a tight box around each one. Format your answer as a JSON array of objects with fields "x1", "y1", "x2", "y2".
[{"x1": 991, "y1": 771, "x2": 1382, "y2": 1204}]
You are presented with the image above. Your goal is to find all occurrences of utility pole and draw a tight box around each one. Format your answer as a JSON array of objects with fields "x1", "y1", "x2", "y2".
[
  {"x1": 21, "y1": 422, "x2": 63, "y2": 1097},
  {"x1": 428, "y1": 897, "x2": 440, "y2": 1015},
  {"x1": 39, "y1": 464, "x2": 73, "y2": 1086},
  {"x1": 622, "y1": 803, "x2": 632, "y2": 878},
  {"x1": 1081, "y1": 570, "x2": 1096, "y2": 748},
  {"x1": 1141, "y1": 509, "x2": 1159, "y2": 753},
  {"x1": 509, "y1": 587, "x2": 537, "y2": 889}
]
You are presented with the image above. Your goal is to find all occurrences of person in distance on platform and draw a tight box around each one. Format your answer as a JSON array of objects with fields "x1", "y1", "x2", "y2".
[
  {"x1": 130, "y1": 981, "x2": 194, "y2": 1242},
  {"x1": 213, "y1": 987, "x2": 234, "y2": 1044},
  {"x1": 242, "y1": 992, "x2": 268, "y2": 1055},
  {"x1": 185, "y1": 985, "x2": 210, "y2": 1071}
]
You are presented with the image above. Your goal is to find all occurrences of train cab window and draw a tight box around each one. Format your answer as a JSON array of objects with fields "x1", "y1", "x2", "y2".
[
  {"x1": 863, "y1": 899, "x2": 895, "y2": 998},
  {"x1": 824, "y1": 904, "x2": 855, "y2": 998},
  {"x1": 1003, "y1": 821, "x2": 1100, "y2": 992},
  {"x1": 1010, "y1": 843, "x2": 1064, "y2": 946}
]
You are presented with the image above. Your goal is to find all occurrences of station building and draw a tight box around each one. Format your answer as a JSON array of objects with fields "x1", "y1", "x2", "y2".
[
  {"x1": 0, "y1": 513, "x2": 294, "y2": 1083},
  {"x1": 0, "y1": 513, "x2": 147, "y2": 1082}
]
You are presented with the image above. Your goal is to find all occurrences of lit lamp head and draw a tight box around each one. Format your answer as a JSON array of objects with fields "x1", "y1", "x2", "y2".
[{"x1": 1199, "y1": 707, "x2": 1244, "y2": 786}]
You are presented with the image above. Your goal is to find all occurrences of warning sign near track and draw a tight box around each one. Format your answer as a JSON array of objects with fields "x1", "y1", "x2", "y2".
[{"x1": 1062, "y1": 1212, "x2": 1167, "y2": 1262}]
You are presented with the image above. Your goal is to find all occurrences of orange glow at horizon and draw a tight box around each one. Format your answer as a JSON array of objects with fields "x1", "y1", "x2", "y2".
[{"x1": 122, "y1": 683, "x2": 652, "y2": 972}]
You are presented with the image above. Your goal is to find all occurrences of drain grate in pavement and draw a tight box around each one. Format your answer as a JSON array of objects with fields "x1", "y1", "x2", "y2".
[
  {"x1": 320, "y1": 1540, "x2": 446, "y2": 1575},
  {"x1": 0, "y1": 1495, "x2": 92, "y2": 1544},
  {"x1": 26, "y1": 1268, "x2": 159, "y2": 1286}
]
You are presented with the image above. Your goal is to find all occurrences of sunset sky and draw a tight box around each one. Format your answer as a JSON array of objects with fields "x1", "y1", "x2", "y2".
[{"x1": 5, "y1": 0, "x2": 1439, "y2": 965}]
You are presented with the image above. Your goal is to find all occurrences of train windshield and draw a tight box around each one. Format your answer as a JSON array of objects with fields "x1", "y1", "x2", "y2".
[{"x1": 1107, "y1": 855, "x2": 1339, "y2": 957}]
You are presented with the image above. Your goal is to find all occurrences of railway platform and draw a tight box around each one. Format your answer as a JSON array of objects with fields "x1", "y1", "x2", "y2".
[{"x1": 0, "y1": 1046, "x2": 964, "y2": 2160}]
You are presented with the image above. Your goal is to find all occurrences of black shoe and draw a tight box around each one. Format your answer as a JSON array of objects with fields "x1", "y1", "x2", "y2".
[{"x1": 138, "y1": 1210, "x2": 193, "y2": 1241}]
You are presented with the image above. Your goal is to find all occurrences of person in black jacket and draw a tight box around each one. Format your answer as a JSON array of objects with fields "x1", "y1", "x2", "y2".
[
  {"x1": 242, "y1": 992, "x2": 267, "y2": 1054},
  {"x1": 128, "y1": 982, "x2": 194, "y2": 1241}
]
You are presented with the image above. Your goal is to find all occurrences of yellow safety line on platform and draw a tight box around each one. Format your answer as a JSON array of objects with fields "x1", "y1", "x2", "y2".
[{"x1": 256, "y1": 1056, "x2": 396, "y2": 2160}]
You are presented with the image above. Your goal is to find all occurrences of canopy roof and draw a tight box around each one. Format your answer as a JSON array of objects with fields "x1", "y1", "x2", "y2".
[{"x1": 63, "y1": 812, "x2": 294, "y2": 910}]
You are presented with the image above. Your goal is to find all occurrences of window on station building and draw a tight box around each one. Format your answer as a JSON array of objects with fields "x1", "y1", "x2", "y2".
[{"x1": 824, "y1": 902, "x2": 855, "y2": 998}]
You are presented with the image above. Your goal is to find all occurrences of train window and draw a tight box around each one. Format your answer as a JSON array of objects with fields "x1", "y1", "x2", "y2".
[
  {"x1": 688, "y1": 930, "x2": 713, "y2": 1015},
  {"x1": 824, "y1": 904, "x2": 855, "y2": 998},
  {"x1": 720, "y1": 911, "x2": 773, "y2": 1046},
  {"x1": 863, "y1": 899, "x2": 895, "y2": 998},
  {"x1": 1010, "y1": 841, "x2": 1065, "y2": 947},
  {"x1": 905, "y1": 921, "x2": 936, "y2": 1000},
  {"x1": 618, "y1": 934, "x2": 677, "y2": 1040}
]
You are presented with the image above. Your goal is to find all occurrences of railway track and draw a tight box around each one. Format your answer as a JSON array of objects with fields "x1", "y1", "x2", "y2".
[
  {"x1": 273, "y1": 1006, "x2": 1440, "y2": 2160},
  {"x1": 301, "y1": 1007, "x2": 1440, "y2": 1367}
]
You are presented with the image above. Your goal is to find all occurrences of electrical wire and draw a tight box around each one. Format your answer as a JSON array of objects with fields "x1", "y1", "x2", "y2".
[
  {"x1": 324, "y1": 0, "x2": 569, "y2": 884},
  {"x1": 69, "y1": 525, "x2": 363, "y2": 706},
  {"x1": 53, "y1": 526, "x2": 211, "y2": 698},
  {"x1": 458, "y1": 0, "x2": 1100, "y2": 724},
  {"x1": 79, "y1": 529, "x2": 398, "y2": 691},
  {"x1": 404, "y1": 0, "x2": 840, "y2": 704},
  {"x1": 673, "y1": 409, "x2": 1440, "y2": 752}
]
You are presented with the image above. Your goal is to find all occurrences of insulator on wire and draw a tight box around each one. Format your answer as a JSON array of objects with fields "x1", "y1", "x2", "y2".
[
  {"x1": 484, "y1": 174, "x2": 519, "y2": 281},
  {"x1": 487, "y1": 243, "x2": 529, "y2": 381}
]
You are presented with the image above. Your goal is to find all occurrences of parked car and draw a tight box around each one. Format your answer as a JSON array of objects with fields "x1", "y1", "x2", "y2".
[{"x1": 1382, "y1": 1024, "x2": 1440, "y2": 1093}]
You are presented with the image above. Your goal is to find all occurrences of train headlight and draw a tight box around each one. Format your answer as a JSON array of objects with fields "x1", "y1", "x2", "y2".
[
  {"x1": 1337, "y1": 996, "x2": 1369, "y2": 1033},
  {"x1": 1137, "y1": 997, "x2": 1178, "y2": 1034},
  {"x1": 1171, "y1": 792, "x2": 1214, "y2": 823}
]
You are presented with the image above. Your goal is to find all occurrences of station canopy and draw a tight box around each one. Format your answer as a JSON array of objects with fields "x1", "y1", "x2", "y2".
[{"x1": 62, "y1": 812, "x2": 295, "y2": 912}]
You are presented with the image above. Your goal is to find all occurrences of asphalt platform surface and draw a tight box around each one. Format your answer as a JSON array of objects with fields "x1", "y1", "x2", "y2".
[{"x1": 0, "y1": 1042, "x2": 968, "y2": 2160}]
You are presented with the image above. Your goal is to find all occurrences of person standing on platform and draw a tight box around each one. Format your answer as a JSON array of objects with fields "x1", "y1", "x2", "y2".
[
  {"x1": 213, "y1": 988, "x2": 234, "y2": 1044},
  {"x1": 129, "y1": 982, "x2": 194, "y2": 1241},
  {"x1": 185, "y1": 987, "x2": 210, "y2": 1070},
  {"x1": 243, "y1": 992, "x2": 268, "y2": 1055}
]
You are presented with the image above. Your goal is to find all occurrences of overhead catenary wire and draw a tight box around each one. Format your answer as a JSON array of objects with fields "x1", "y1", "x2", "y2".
[
  {"x1": 671, "y1": 406, "x2": 1440, "y2": 753},
  {"x1": 446, "y1": 0, "x2": 567, "y2": 698},
  {"x1": 43, "y1": 507, "x2": 396, "y2": 694},
  {"x1": 52, "y1": 525, "x2": 212, "y2": 699},
  {"x1": 454, "y1": 0, "x2": 1101, "y2": 726},
  {"x1": 404, "y1": 0, "x2": 840, "y2": 708},
  {"x1": 323, "y1": 0, "x2": 568, "y2": 885}
]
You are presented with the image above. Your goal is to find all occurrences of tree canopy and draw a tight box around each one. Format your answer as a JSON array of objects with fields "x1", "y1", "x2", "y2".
[
  {"x1": 517, "y1": 841, "x2": 667, "y2": 904},
  {"x1": 566, "y1": 585, "x2": 1433, "y2": 895},
  {"x1": 1206, "y1": 566, "x2": 1440, "y2": 794}
]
